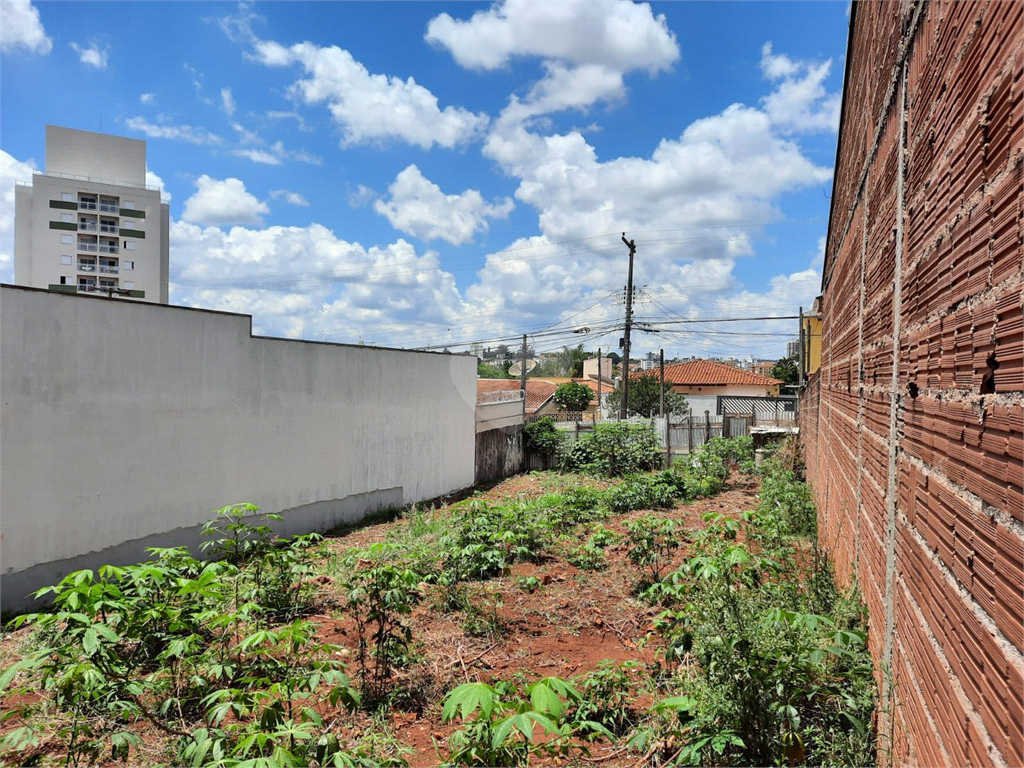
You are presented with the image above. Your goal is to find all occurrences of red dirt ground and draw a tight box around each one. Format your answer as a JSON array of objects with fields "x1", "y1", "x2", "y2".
[{"x1": 0, "y1": 472, "x2": 762, "y2": 767}]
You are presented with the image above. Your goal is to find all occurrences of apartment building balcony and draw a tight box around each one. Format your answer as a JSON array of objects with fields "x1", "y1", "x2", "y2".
[
  {"x1": 77, "y1": 241, "x2": 98, "y2": 252},
  {"x1": 99, "y1": 202, "x2": 119, "y2": 214},
  {"x1": 78, "y1": 221, "x2": 97, "y2": 231},
  {"x1": 99, "y1": 223, "x2": 119, "y2": 234},
  {"x1": 99, "y1": 244, "x2": 119, "y2": 254},
  {"x1": 79, "y1": 199, "x2": 97, "y2": 211},
  {"x1": 99, "y1": 261, "x2": 119, "y2": 274}
]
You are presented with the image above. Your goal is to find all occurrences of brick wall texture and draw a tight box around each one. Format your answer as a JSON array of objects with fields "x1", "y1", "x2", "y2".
[{"x1": 800, "y1": 2, "x2": 1023, "y2": 766}]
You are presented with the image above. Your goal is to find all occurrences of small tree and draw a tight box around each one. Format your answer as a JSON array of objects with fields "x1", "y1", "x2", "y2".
[
  {"x1": 607, "y1": 375, "x2": 689, "y2": 418},
  {"x1": 478, "y1": 362, "x2": 514, "y2": 379},
  {"x1": 769, "y1": 357, "x2": 799, "y2": 385},
  {"x1": 553, "y1": 381, "x2": 594, "y2": 414}
]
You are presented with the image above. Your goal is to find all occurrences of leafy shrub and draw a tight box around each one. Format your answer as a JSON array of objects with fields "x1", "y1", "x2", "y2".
[
  {"x1": 524, "y1": 417, "x2": 563, "y2": 456},
  {"x1": 626, "y1": 516, "x2": 685, "y2": 587},
  {"x1": 516, "y1": 576, "x2": 541, "y2": 593},
  {"x1": 635, "y1": 460, "x2": 876, "y2": 768},
  {"x1": 344, "y1": 562, "x2": 422, "y2": 705},
  {"x1": 605, "y1": 474, "x2": 676, "y2": 513},
  {"x1": 571, "y1": 661, "x2": 642, "y2": 736},
  {"x1": 441, "y1": 678, "x2": 613, "y2": 766},
  {"x1": 547, "y1": 487, "x2": 607, "y2": 531},
  {"x1": 559, "y1": 423, "x2": 661, "y2": 477},
  {"x1": 552, "y1": 381, "x2": 594, "y2": 413},
  {"x1": 567, "y1": 544, "x2": 607, "y2": 571},
  {"x1": 2, "y1": 518, "x2": 359, "y2": 767},
  {"x1": 441, "y1": 500, "x2": 551, "y2": 583},
  {"x1": 585, "y1": 524, "x2": 618, "y2": 549}
]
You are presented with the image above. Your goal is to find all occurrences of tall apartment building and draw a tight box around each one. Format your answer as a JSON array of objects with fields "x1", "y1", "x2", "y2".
[{"x1": 14, "y1": 125, "x2": 169, "y2": 303}]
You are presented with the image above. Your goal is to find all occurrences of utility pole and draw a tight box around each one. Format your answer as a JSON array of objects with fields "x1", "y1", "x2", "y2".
[
  {"x1": 596, "y1": 347, "x2": 602, "y2": 422},
  {"x1": 620, "y1": 233, "x2": 636, "y2": 420},
  {"x1": 660, "y1": 348, "x2": 669, "y2": 467},
  {"x1": 520, "y1": 334, "x2": 528, "y2": 420}
]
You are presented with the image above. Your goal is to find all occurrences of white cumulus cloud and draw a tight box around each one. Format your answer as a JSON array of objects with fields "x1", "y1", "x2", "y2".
[
  {"x1": 221, "y1": 87, "x2": 237, "y2": 116},
  {"x1": 232, "y1": 149, "x2": 282, "y2": 165},
  {"x1": 125, "y1": 116, "x2": 222, "y2": 145},
  {"x1": 140, "y1": 92, "x2": 156, "y2": 104},
  {"x1": 270, "y1": 189, "x2": 310, "y2": 207},
  {"x1": 181, "y1": 175, "x2": 269, "y2": 227},
  {"x1": 69, "y1": 41, "x2": 109, "y2": 68},
  {"x1": 760, "y1": 42, "x2": 841, "y2": 133},
  {"x1": 250, "y1": 40, "x2": 488, "y2": 149},
  {"x1": 374, "y1": 165, "x2": 514, "y2": 245},
  {"x1": 0, "y1": 150, "x2": 39, "y2": 283},
  {"x1": 145, "y1": 167, "x2": 171, "y2": 201},
  {"x1": 426, "y1": 0, "x2": 678, "y2": 73},
  {"x1": 0, "y1": 0, "x2": 51, "y2": 54}
]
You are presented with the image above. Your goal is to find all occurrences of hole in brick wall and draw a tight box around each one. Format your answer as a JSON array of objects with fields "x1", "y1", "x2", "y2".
[
  {"x1": 908, "y1": 382, "x2": 919, "y2": 399},
  {"x1": 980, "y1": 353, "x2": 999, "y2": 394}
]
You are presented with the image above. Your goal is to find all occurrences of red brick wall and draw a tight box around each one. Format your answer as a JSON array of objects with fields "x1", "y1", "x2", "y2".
[{"x1": 800, "y1": 2, "x2": 1023, "y2": 765}]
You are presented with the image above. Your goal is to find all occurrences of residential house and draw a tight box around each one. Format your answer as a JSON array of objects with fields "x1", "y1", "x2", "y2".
[
  {"x1": 636, "y1": 359, "x2": 783, "y2": 416},
  {"x1": 477, "y1": 379, "x2": 557, "y2": 415}
]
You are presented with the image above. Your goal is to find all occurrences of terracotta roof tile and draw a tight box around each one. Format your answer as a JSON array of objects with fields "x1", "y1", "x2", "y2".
[
  {"x1": 634, "y1": 359, "x2": 782, "y2": 387},
  {"x1": 477, "y1": 379, "x2": 557, "y2": 413}
]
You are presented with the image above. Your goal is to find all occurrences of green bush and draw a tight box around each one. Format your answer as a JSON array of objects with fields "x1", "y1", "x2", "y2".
[
  {"x1": 626, "y1": 515, "x2": 685, "y2": 587},
  {"x1": 559, "y1": 423, "x2": 661, "y2": 477},
  {"x1": 606, "y1": 474, "x2": 677, "y2": 513},
  {"x1": 524, "y1": 417, "x2": 563, "y2": 456}
]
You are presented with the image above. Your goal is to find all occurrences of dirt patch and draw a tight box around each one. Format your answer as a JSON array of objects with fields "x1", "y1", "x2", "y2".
[{"x1": 1, "y1": 472, "x2": 763, "y2": 767}]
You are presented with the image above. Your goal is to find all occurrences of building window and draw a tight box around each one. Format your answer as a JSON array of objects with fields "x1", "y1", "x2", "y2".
[
  {"x1": 60, "y1": 276, "x2": 67, "y2": 285},
  {"x1": 124, "y1": 281, "x2": 135, "y2": 290},
  {"x1": 61, "y1": 192, "x2": 74, "y2": 202},
  {"x1": 60, "y1": 255, "x2": 72, "y2": 265},
  {"x1": 124, "y1": 200, "x2": 135, "y2": 208},
  {"x1": 122, "y1": 219, "x2": 136, "y2": 227},
  {"x1": 125, "y1": 242, "x2": 137, "y2": 251},
  {"x1": 60, "y1": 234, "x2": 73, "y2": 244},
  {"x1": 123, "y1": 261, "x2": 134, "y2": 270},
  {"x1": 61, "y1": 213, "x2": 74, "y2": 223}
]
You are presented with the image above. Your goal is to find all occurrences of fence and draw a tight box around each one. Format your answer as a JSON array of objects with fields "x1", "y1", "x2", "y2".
[{"x1": 717, "y1": 395, "x2": 797, "y2": 423}]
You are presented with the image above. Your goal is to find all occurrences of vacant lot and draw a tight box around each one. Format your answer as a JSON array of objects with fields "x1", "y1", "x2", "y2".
[{"x1": 1, "y1": 433, "x2": 877, "y2": 767}]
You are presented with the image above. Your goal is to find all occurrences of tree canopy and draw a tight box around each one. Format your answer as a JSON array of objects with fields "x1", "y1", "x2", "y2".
[
  {"x1": 607, "y1": 375, "x2": 690, "y2": 418},
  {"x1": 769, "y1": 357, "x2": 799, "y2": 385},
  {"x1": 552, "y1": 381, "x2": 594, "y2": 413}
]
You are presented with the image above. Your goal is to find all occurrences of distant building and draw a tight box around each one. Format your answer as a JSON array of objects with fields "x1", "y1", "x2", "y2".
[
  {"x1": 800, "y1": 297, "x2": 823, "y2": 376},
  {"x1": 14, "y1": 125, "x2": 169, "y2": 303},
  {"x1": 640, "y1": 359, "x2": 782, "y2": 397},
  {"x1": 786, "y1": 338, "x2": 800, "y2": 360}
]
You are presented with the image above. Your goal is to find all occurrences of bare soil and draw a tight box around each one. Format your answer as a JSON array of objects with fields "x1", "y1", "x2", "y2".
[{"x1": 0, "y1": 472, "x2": 762, "y2": 767}]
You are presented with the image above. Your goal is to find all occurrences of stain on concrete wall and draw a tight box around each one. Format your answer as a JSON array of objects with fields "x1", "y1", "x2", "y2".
[{"x1": 801, "y1": 2, "x2": 1023, "y2": 765}]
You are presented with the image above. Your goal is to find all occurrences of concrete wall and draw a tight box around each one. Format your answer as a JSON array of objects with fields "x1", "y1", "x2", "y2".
[
  {"x1": 0, "y1": 285, "x2": 476, "y2": 610},
  {"x1": 672, "y1": 384, "x2": 776, "y2": 398},
  {"x1": 801, "y1": 3, "x2": 1022, "y2": 766},
  {"x1": 475, "y1": 398, "x2": 523, "y2": 433},
  {"x1": 46, "y1": 125, "x2": 146, "y2": 185}
]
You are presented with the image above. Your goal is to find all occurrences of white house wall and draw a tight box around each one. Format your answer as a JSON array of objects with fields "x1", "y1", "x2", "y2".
[{"x1": 0, "y1": 285, "x2": 476, "y2": 609}]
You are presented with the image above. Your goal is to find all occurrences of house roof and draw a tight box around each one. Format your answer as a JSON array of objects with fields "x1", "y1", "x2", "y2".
[
  {"x1": 477, "y1": 378, "x2": 558, "y2": 413},
  {"x1": 634, "y1": 359, "x2": 782, "y2": 387}
]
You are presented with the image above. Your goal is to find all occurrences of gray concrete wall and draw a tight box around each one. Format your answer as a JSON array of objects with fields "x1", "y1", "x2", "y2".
[
  {"x1": 46, "y1": 125, "x2": 146, "y2": 185},
  {"x1": 0, "y1": 285, "x2": 476, "y2": 610}
]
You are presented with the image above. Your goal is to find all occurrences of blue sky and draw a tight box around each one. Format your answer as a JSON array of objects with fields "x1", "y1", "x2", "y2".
[{"x1": 1, "y1": 0, "x2": 850, "y2": 360}]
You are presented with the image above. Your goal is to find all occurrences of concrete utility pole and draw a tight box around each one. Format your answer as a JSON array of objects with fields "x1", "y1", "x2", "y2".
[
  {"x1": 597, "y1": 347, "x2": 602, "y2": 421},
  {"x1": 620, "y1": 233, "x2": 636, "y2": 419},
  {"x1": 520, "y1": 334, "x2": 528, "y2": 420},
  {"x1": 660, "y1": 348, "x2": 670, "y2": 467}
]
